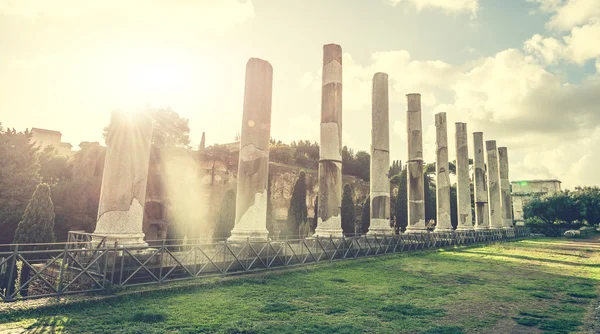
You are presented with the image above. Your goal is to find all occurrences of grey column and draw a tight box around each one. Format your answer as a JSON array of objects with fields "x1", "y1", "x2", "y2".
[
  {"x1": 228, "y1": 58, "x2": 273, "y2": 242},
  {"x1": 498, "y1": 147, "x2": 513, "y2": 229},
  {"x1": 405, "y1": 94, "x2": 427, "y2": 233},
  {"x1": 473, "y1": 132, "x2": 489, "y2": 229},
  {"x1": 314, "y1": 44, "x2": 344, "y2": 237},
  {"x1": 455, "y1": 123, "x2": 473, "y2": 231},
  {"x1": 486, "y1": 140, "x2": 503, "y2": 229},
  {"x1": 434, "y1": 113, "x2": 452, "y2": 232},
  {"x1": 368, "y1": 73, "x2": 394, "y2": 235},
  {"x1": 94, "y1": 110, "x2": 153, "y2": 247}
]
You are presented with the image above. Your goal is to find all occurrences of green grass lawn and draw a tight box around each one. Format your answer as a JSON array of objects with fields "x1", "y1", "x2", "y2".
[{"x1": 1, "y1": 238, "x2": 598, "y2": 333}]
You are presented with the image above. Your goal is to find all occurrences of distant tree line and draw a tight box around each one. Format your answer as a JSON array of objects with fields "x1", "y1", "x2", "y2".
[{"x1": 523, "y1": 187, "x2": 600, "y2": 228}]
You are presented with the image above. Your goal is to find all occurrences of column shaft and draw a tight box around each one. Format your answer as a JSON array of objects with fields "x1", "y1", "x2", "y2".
[
  {"x1": 486, "y1": 140, "x2": 503, "y2": 229},
  {"x1": 94, "y1": 110, "x2": 153, "y2": 247},
  {"x1": 434, "y1": 113, "x2": 452, "y2": 232},
  {"x1": 314, "y1": 44, "x2": 344, "y2": 237},
  {"x1": 405, "y1": 94, "x2": 426, "y2": 233},
  {"x1": 455, "y1": 123, "x2": 473, "y2": 230},
  {"x1": 473, "y1": 132, "x2": 489, "y2": 229},
  {"x1": 228, "y1": 58, "x2": 273, "y2": 242},
  {"x1": 498, "y1": 147, "x2": 513, "y2": 229},
  {"x1": 368, "y1": 72, "x2": 394, "y2": 235}
]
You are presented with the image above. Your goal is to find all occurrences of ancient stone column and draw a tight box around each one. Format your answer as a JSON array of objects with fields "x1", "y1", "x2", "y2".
[
  {"x1": 228, "y1": 58, "x2": 273, "y2": 242},
  {"x1": 368, "y1": 72, "x2": 394, "y2": 235},
  {"x1": 405, "y1": 94, "x2": 427, "y2": 233},
  {"x1": 455, "y1": 123, "x2": 473, "y2": 231},
  {"x1": 473, "y1": 132, "x2": 489, "y2": 229},
  {"x1": 314, "y1": 44, "x2": 344, "y2": 238},
  {"x1": 486, "y1": 140, "x2": 503, "y2": 229},
  {"x1": 93, "y1": 110, "x2": 153, "y2": 247},
  {"x1": 498, "y1": 147, "x2": 513, "y2": 229},
  {"x1": 199, "y1": 132, "x2": 206, "y2": 153},
  {"x1": 434, "y1": 113, "x2": 452, "y2": 233}
]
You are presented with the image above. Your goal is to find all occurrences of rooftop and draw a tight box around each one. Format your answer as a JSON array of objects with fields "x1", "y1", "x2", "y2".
[{"x1": 31, "y1": 128, "x2": 62, "y2": 136}]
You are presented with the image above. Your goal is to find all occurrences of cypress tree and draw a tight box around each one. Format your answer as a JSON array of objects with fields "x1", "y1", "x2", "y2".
[
  {"x1": 13, "y1": 183, "x2": 56, "y2": 246},
  {"x1": 360, "y1": 196, "x2": 370, "y2": 235},
  {"x1": 213, "y1": 189, "x2": 236, "y2": 240},
  {"x1": 341, "y1": 184, "x2": 355, "y2": 235},
  {"x1": 311, "y1": 195, "x2": 318, "y2": 232},
  {"x1": 395, "y1": 168, "x2": 408, "y2": 233},
  {"x1": 287, "y1": 171, "x2": 308, "y2": 236}
]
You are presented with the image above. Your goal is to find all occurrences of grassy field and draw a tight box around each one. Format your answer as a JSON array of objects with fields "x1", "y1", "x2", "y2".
[{"x1": 0, "y1": 238, "x2": 598, "y2": 333}]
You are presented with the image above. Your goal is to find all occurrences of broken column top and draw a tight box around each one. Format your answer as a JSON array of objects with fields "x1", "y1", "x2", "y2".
[
  {"x1": 247, "y1": 57, "x2": 273, "y2": 71},
  {"x1": 323, "y1": 44, "x2": 342, "y2": 63},
  {"x1": 486, "y1": 140, "x2": 497, "y2": 150}
]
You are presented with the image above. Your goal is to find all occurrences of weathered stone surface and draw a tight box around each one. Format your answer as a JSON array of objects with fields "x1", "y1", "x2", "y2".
[
  {"x1": 314, "y1": 44, "x2": 344, "y2": 238},
  {"x1": 229, "y1": 58, "x2": 273, "y2": 242},
  {"x1": 455, "y1": 123, "x2": 473, "y2": 230},
  {"x1": 368, "y1": 73, "x2": 394, "y2": 235},
  {"x1": 498, "y1": 147, "x2": 513, "y2": 229},
  {"x1": 94, "y1": 110, "x2": 153, "y2": 247},
  {"x1": 486, "y1": 140, "x2": 503, "y2": 229},
  {"x1": 434, "y1": 113, "x2": 452, "y2": 233},
  {"x1": 473, "y1": 132, "x2": 489, "y2": 230},
  {"x1": 405, "y1": 94, "x2": 426, "y2": 233}
]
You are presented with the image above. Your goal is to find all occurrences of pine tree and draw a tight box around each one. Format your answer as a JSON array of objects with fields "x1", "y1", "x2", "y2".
[
  {"x1": 360, "y1": 196, "x2": 370, "y2": 235},
  {"x1": 213, "y1": 189, "x2": 236, "y2": 240},
  {"x1": 13, "y1": 183, "x2": 56, "y2": 246},
  {"x1": 311, "y1": 195, "x2": 318, "y2": 231},
  {"x1": 287, "y1": 171, "x2": 308, "y2": 236},
  {"x1": 341, "y1": 184, "x2": 355, "y2": 235}
]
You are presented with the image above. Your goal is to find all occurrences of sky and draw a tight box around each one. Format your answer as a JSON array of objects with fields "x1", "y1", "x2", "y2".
[{"x1": 1, "y1": 0, "x2": 599, "y2": 189}]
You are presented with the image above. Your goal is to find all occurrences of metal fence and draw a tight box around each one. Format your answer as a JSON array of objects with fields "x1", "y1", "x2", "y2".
[
  {"x1": 528, "y1": 227, "x2": 568, "y2": 237},
  {"x1": 0, "y1": 228, "x2": 530, "y2": 303}
]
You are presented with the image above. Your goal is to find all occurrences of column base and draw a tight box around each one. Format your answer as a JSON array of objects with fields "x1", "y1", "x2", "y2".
[
  {"x1": 227, "y1": 228, "x2": 269, "y2": 243},
  {"x1": 474, "y1": 225, "x2": 489, "y2": 230},
  {"x1": 433, "y1": 227, "x2": 454, "y2": 233},
  {"x1": 455, "y1": 226, "x2": 475, "y2": 231},
  {"x1": 91, "y1": 233, "x2": 148, "y2": 248},
  {"x1": 367, "y1": 218, "x2": 395, "y2": 236},
  {"x1": 405, "y1": 226, "x2": 429, "y2": 234},
  {"x1": 313, "y1": 215, "x2": 344, "y2": 238}
]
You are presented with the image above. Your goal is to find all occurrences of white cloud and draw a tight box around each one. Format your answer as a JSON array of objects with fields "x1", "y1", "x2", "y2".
[
  {"x1": 0, "y1": 0, "x2": 255, "y2": 32},
  {"x1": 384, "y1": 0, "x2": 479, "y2": 16},
  {"x1": 524, "y1": 22, "x2": 600, "y2": 65},
  {"x1": 529, "y1": 0, "x2": 600, "y2": 31}
]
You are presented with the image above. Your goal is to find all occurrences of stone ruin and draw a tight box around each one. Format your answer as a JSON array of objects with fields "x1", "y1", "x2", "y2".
[{"x1": 90, "y1": 42, "x2": 515, "y2": 246}]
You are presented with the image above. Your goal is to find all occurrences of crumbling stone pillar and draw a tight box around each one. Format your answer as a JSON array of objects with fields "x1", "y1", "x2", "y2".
[
  {"x1": 93, "y1": 110, "x2": 153, "y2": 247},
  {"x1": 228, "y1": 58, "x2": 273, "y2": 242},
  {"x1": 405, "y1": 94, "x2": 427, "y2": 233},
  {"x1": 498, "y1": 147, "x2": 513, "y2": 229},
  {"x1": 434, "y1": 113, "x2": 452, "y2": 233},
  {"x1": 473, "y1": 132, "x2": 489, "y2": 229},
  {"x1": 314, "y1": 44, "x2": 344, "y2": 238},
  {"x1": 368, "y1": 72, "x2": 394, "y2": 235},
  {"x1": 455, "y1": 123, "x2": 473, "y2": 231},
  {"x1": 486, "y1": 140, "x2": 503, "y2": 229}
]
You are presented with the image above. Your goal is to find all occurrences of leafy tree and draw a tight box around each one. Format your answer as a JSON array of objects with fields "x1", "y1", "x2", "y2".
[
  {"x1": 13, "y1": 183, "x2": 56, "y2": 245},
  {"x1": 573, "y1": 187, "x2": 600, "y2": 226},
  {"x1": 354, "y1": 151, "x2": 371, "y2": 181},
  {"x1": 341, "y1": 184, "x2": 355, "y2": 235},
  {"x1": 360, "y1": 196, "x2": 370, "y2": 235},
  {"x1": 103, "y1": 107, "x2": 191, "y2": 148},
  {"x1": 389, "y1": 160, "x2": 402, "y2": 177},
  {"x1": 38, "y1": 145, "x2": 68, "y2": 185},
  {"x1": 523, "y1": 191, "x2": 581, "y2": 225},
  {"x1": 0, "y1": 125, "x2": 41, "y2": 244},
  {"x1": 395, "y1": 168, "x2": 408, "y2": 233},
  {"x1": 450, "y1": 184, "x2": 458, "y2": 229},
  {"x1": 287, "y1": 172, "x2": 308, "y2": 236},
  {"x1": 213, "y1": 189, "x2": 236, "y2": 240},
  {"x1": 424, "y1": 173, "x2": 436, "y2": 223},
  {"x1": 270, "y1": 144, "x2": 295, "y2": 165},
  {"x1": 312, "y1": 195, "x2": 319, "y2": 231}
]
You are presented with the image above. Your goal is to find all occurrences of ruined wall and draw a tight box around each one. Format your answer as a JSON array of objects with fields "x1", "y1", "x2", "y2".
[{"x1": 511, "y1": 179, "x2": 562, "y2": 223}]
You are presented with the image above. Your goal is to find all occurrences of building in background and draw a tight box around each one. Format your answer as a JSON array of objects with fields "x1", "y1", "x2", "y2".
[
  {"x1": 511, "y1": 179, "x2": 562, "y2": 225},
  {"x1": 30, "y1": 127, "x2": 74, "y2": 156}
]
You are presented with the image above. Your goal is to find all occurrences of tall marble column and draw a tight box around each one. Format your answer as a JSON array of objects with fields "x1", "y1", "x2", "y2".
[
  {"x1": 314, "y1": 44, "x2": 344, "y2": 237},
  {"x1": 434, "y1": 113, "x2": 452, "y2": 232},
  {"x1": 228, "y1": 58, "x2": 273, "y2": 242},
  {"x1": 368, "y1": 73, "x2": 394, "y2": 235},
  {"x1": 473, "y1": 132, "x2": 489, "y2": 229},
  {"x1": 498, "y1": 147, "x2": 513, "y2": 229},
  {"x1": 94, "y1": 110, "x2": 153, "y2": 247},
  {"x1": 486, "y1": 140, "x2": 503, "y2": 229},
  {"x1": 405, "y1": 94, "x2": 427, "y2": 233},
  {"x1": 455, "y1": 123, "x2": 473, "y2": 230}
]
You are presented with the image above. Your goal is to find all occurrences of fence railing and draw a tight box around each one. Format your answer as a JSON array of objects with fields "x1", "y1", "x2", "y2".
[
  {"x1": 0, "y1": 227, "x2": 530, "y2": 303},
  {"x1": 528, "y1": 227, "x2": 568, "y2": 237}
]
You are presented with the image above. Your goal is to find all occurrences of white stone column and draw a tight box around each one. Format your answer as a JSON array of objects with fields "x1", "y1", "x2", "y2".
[
  {"x1": 498, "y1": 147, "x2": 513, "y2": 229},
  {"x1": 94, "y1": 110, "x2": 153, "y2": 247},
  {"x1": 455, "y1": 123, "x2": 473, "y2": 231},
  {"x1": 228, "y1": 58, "x2": 273, "y2": 242},
  {"x1": 434, "y1": 113, "x2": 453, "y2": 233},
  {"x1": 486, "y1": 140, "x2": 503, "y2": 229},
  {"x1": 314, "y1": 44, "x2": 344, "y2": 238},
  {"x1": 405, "y1": 94, "x2": 427, "y2": 233},
  {"x1": 368, "y1": 72, "x2": 394, "y2": 235},
  {"x1": 473, "y1": 132, "x2": 489, "y2": 229}
]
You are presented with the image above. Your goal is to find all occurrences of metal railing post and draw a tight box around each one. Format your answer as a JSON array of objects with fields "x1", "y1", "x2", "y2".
[
  {"x1": 159, "y1": 239, "x2": 166, "y2": 284},
  {"x1": 5, "y1": 245, "x2": 18, "y2": 301},
  {"x1": 57, "y1": 241, "x2": 69, "y2": 298}
]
